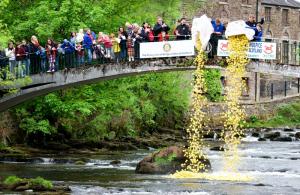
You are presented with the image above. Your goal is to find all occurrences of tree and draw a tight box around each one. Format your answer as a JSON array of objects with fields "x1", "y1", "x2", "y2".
[{"x1": 0, "y1": 0, "x2": 182, "y2": 43}]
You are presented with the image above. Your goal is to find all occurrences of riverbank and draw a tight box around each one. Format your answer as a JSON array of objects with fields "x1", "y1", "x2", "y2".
[{"x1": 1, "y1": 139, "x2": 299, "y2": 195}]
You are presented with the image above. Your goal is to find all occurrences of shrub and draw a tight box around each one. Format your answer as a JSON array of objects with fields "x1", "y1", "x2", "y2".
[
  {"x1": 3, "y1": 176, "x2": 23, "y2": 185},
  {"x1": 203, "y1": 69, "x2": 223, "y2": 102},
  {"x1": 30, "y1": 176, "x2": 53, "y2": 189}
]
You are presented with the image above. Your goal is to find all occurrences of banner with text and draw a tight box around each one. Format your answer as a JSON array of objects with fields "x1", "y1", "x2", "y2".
[
  {"x1": 140, "y1": 40, "x2": 195, "y2": 58},
  {"x1": 217, "y1": 40, "x2": 277, "y2": 60}
]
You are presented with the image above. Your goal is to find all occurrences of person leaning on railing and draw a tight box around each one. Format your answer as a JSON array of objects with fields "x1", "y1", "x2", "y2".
[
  {"x1": 5, "y1": 42, "x2": 16, "y2": 76},
  {"x1": 83, "y1": 29, "x2": 94, "y2": 65},
  {"x1": 118, "y1": 27, "x2": 128, "y2": 61},
  {"x1": 210, "y1": 18, "x2": 225, "y2": 58},
  {"x1": 21, "y1": 40, "x2": 31, "y2": 76},
  {"x1": 153, "y1": 17, "x2": 170, "y2": 42},
  {"x1": 0, "y1": 46, "x2": 9, "y2": 80},
  {"x1": 45, "y1": 39, "x2": 58, "y2": 72},
  {"x1": 29, "y1": 36, "x2": 42, "y2": 74},
  {"x1": 15, "y1": 42, "x2": 26, "y2": 78},
  {"x1": 175, "y1": 18, "x2": 191, "y2": 40}
]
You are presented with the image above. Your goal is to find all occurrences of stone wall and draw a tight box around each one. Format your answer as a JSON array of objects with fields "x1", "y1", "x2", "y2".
[
  {"x1": 183, "y1": 0, "x2": 300, "y2": 40},
  {"x1": 261, "y1": 2, "x2": 300, "y2": 40},
  {"x1": 205, "y1": 96, "x2": 300, "y2": 128}
]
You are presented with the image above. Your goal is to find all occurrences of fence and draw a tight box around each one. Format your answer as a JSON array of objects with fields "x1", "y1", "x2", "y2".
[{"x1": 0, "y1": 35, "x2": 300, "y2": 80}]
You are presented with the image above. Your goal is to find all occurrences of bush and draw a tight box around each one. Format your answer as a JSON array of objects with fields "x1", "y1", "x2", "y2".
[
  {"x1": 3, "y1": 176, "x2": 23, "y2": 185},
  {"x1": 30, "y1": 176, "x2": 53, "y2": 189},
  {"x1": 3, "y1": 176, "x2": 53, "y2": 190},
  {"x1": 249, "y1": 115, "x2": 259, "y2": 123},
  {"x1": 203, "y1": 69, "x2": 223, "y2": 102},
  {"x1": 13, "y1": 72, "x2": 191, "y2": 142},
  {"x1": 154, "y1": 153, "x2": 177, "y2": 165}
]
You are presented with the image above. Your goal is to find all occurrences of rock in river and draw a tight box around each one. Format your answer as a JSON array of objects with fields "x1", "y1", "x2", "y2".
[{"x1": 135, "y1": 146, "x2": 211, "y2": 174}]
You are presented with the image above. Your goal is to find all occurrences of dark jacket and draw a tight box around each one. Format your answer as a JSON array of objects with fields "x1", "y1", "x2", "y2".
[
  {"x1": 0, "y1": 50, "x2": 8, "y2": 68},
  {"x1": 61, "y1": 41, "x2": 75, "y2": 54},
  {"x1": 175, "y1": 24, "x2": 191, "y2": 40},
  {"x1": 119, "y1": 32, "x2": 128, "y2": 49},
  {"x1": 15, "y1": 46, "x2": 26, "y2": 61},
  {"x1": 29, "y1": 43, "x2": 41, "y2": 55},
  {"x1": 83, "y1": 34, "x2": 94, "y2": 49},
  {"x1": 246, "y1": 18, "x2": 264, "y2": 28},
  {"x1": 140, "y1": 28, "x2": 150, "y2": 42},
  {"x1": 153, "y1": 22, "x2": 170, "y2": 36}
]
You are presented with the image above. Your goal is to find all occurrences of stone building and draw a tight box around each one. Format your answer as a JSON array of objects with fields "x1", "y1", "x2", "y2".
[
  {"x1": 184, "y1": 0, "x2": 300, "y2": 40},
  {"x1": 182, "y1": 0, "x2": 300, "y2": 64}
]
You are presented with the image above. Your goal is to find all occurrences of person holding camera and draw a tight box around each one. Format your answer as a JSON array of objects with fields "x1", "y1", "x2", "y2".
[{"x1": 153, "y1": 17, "x2": 170, "y2": 41}]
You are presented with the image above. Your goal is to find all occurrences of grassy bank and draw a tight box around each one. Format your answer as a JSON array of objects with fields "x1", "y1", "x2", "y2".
[{"x1": 246, "y1": 101, "x2": 300, "y2": 128}]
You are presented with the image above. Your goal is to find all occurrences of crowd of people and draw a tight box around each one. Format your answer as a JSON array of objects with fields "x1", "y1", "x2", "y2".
[
  {"x1": 0, "y1": 17, "x2": 192, "y2": 78},
  {"x1": 0, "y1": 15, "x2": 263, "y2": 78},
  {"x1": 209, "y1": 15, "x2": 264, "y2": 57}
]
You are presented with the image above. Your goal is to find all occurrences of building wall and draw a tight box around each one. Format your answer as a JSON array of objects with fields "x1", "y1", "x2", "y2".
[
  {"x1": 261, "y1": 4, "x2": 300, "y2": 40},
  {"x1": 186, "y1": 0, "x2": 300, "y2": 40}
]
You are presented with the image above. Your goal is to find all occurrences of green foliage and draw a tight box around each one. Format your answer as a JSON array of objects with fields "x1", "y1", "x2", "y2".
[
  {"x1": 247, "y1": 101, "x2": 300, "y2": 128},
  {"x1": 13, "y1": 72, "x2": 191, "y2": 142},
  {"x1": 3, "y1": 176, "x2": 22, "y2": 185},
  {"x1": 0, "y1": 66, "x2": 32, "y2": 96},
  {"x1": 203, "y1": 69, "x2": 223, "y2": 102},
  {"x1": 0, "y1": 0, "x2": 12, "y2": 47},
  {"x1": 0, "y1": 0, "x2": 181, "y2": 43},
  {"x1": 30, "y1": 176, "x2": 53, "y2": 189},
  {"x1": 249, "y1": 115, "x2": 259, "y2": 123},
  {"x1": 19, "y1": 118, "x2": 56, "y2": 135},
  {"x1": 154, "y1": 152, "x2": 177, "y2": 165},
  {"x1": 3, "y1": 176, "x2": 53, "y2": 190}
]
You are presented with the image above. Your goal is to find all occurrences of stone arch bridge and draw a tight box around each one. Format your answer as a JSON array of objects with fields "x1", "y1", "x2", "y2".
[{"x1": 0, "y1": 58, "x2": 300, "y2": 112}]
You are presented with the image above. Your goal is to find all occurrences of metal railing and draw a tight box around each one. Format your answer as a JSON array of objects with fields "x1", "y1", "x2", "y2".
[{"x1": 0, "y1": 35, "x2": 300, "y2": 81}]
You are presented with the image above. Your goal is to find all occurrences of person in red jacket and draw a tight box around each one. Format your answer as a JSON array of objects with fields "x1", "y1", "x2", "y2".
[
  {"x1": 15, "y1": 42, "x2": 26, "y2": 77},
  {"x1": 158, "y1": 31, "x2": 169, "y2": 42}
]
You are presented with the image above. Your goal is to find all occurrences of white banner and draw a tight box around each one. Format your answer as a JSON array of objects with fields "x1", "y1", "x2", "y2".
[
  {"x1": 140, "y1": 40, "x2": 195, "y2": 59},
  {"x1": 217, "y1": 40, "x2": 277, "y2": 60}
]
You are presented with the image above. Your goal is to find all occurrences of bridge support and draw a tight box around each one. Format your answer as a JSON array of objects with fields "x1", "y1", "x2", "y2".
[{"x1": 254, "y1": 72, "x2": 261, "y2": 102}]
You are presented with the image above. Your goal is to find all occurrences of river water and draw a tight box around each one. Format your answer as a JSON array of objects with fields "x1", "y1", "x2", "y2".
[{"x1": 0, "y1": 140, "x2": 299, "y2": 195}]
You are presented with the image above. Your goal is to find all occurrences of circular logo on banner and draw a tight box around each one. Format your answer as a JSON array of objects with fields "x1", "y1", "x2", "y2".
[{"x1": 163, "y1": 43, "x2": 171, "y2": 52}]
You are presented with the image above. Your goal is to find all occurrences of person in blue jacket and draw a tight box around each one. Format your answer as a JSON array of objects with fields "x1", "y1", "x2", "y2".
[
  {"x1": 83, "y1": 29, "x2": 94, "y2": 64},
  {"x1": 60, "y1": 39, "x2": 75, "y2": 68},
  {"x1": 210, "y1": 18, "x2": 225, "y2": 58},
  {"x1": 254, "y1": 24, "x2": 263, "y2": 42}
]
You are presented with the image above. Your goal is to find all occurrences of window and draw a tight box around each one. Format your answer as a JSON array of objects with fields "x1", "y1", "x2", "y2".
[
  {"x1": 282, "y1": 41, "x2": 289, "y2": 64},
  {"x1": 282, "y1": 9, "x2": 289, "y2": 25},
  {"x1": 265, "y1": 7, "x2": 271, "y2": 22}
]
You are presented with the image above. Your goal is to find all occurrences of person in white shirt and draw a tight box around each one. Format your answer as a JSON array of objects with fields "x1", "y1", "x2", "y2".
[{"x1": 5, "y1": 42, "x2": 16, "y2": 75}]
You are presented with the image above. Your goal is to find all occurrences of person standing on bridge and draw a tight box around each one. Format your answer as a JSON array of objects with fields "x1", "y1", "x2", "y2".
[
  {"x1": 21, "y1": 40, "x2": 31, "y2": 76},
  {"x1": 175, "y1": 18, "x2": 191, "y2": 40},
  {"x1": 153, "y1": 17, "x2": 170, "y2": 42},
  {"x1": 29, "y1": 36, "x2": 42, "y2": 74},
  {"x1": 15, "y1": 42, "x2": 26, "y2": 78},
  {"x1": 210, "y1": 18, "x2": 225, "y2": 58},
  {"x1": 0, "y1": 46, "x2": 8, "y2": 79},
  {"x1": 5, "y1": 42, "x2": 16, "y2": 76},
  {"x1": 83, "y1": 29, "x2": 94, "y2": 65},
  {"x1": 246, "y1": 14, "x2": 264, "y2": 29},
  {"x1": 45, "y1": 39, "x2": 57, "y2": 72},
  {"x1": 118, "y1": 27, "x2": 128, "y2": 61}
]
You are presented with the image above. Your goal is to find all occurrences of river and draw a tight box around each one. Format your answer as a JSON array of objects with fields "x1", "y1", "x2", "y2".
[{"x1": 0, "y1": 140, "x2": 299, "y2": 195}]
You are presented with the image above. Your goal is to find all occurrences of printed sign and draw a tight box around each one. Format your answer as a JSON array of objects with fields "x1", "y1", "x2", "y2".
[
  {"x1": 217, "y1": 40, "x2": 277, "y2": 60},
  {"x1": 140, "y1": 40, "x2": 195, "y2": 58}
]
